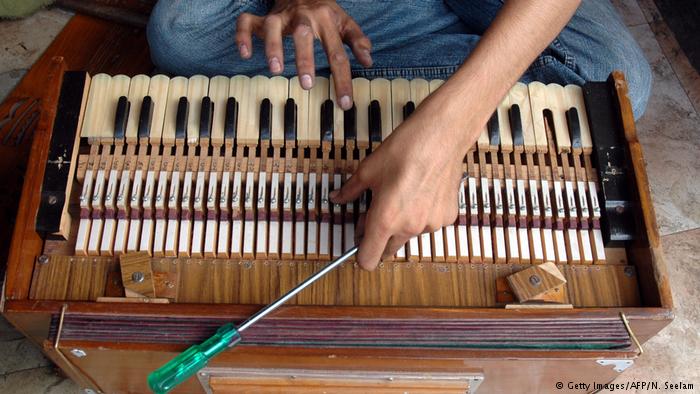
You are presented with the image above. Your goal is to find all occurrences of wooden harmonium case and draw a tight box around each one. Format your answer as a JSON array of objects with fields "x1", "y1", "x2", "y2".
[{"x1": 5, "y1": 69, "x2": 672, "y2": 393}]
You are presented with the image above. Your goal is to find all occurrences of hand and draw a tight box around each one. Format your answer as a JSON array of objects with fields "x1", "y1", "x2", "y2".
[
  {"x1": 330, "y1": 92, "x2": 474, "y2": 270},
  {"x1": 236, "y1": 0, "x2": 373, "y2": 110}
]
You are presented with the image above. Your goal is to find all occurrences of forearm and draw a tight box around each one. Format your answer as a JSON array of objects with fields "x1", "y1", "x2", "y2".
[{"x1": 427, "y1": 0, "x2": 580, "y2": 150}]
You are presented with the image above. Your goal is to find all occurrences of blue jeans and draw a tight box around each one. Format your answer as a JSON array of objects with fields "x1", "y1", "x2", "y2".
[{"x1": 147, "y1": 0, "x2": 651, "y2": 118}]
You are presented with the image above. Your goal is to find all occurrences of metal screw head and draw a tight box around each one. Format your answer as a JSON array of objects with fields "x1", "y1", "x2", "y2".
[
  {"x1": 131, "y1": 271, "x2": 145, "y2": 283},
  {"x1": 529, "y1": 274, "x2": 542, "y2": 286},
  {"x1": 624, "y1": 266, "x2": 634, "y2": 278},
  {"x1": 38, "y1": 255, "x2": 49, "y2": 265},
  {"x1": 71, "y1": 348, "x2": 87, "y2": 358},
  {"x1": 48, "y1": 195, "x2": 58, "y2": 205}
]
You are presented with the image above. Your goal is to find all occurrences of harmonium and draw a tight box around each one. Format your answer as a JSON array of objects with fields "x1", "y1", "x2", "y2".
[{"x1": 2, "y1": 58, "x2": 673, "y2": 394}]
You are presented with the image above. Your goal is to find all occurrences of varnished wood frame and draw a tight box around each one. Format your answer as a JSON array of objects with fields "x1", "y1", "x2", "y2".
[{"x1": 1, "y1": 66, "x2": 673, "y2": 393}]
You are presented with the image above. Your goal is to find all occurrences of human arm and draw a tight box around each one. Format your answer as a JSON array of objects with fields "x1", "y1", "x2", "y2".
[{"x1": 330, "y1": 0, "x2": 581, "y2": 269}]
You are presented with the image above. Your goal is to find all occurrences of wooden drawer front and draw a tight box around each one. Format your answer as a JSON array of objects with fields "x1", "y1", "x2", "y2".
[{"x1": 198, "y1": 367, "x2": 483, "y2": 394}]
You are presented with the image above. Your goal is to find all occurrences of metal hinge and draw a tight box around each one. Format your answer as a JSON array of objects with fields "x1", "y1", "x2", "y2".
[{"x1": 596, "y1": 359, "x2": 634, "y2": 373}]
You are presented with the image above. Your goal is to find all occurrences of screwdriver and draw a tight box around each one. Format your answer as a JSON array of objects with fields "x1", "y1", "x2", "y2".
[{"x1": 147, "y1": 246, "x2": 359, "y2": 393}]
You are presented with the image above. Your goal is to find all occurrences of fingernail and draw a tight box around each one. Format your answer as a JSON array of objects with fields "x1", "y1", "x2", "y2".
[
  {"x1": 340, "y1": 95, "x2": 352, "y2": 110},
  {"x1": 300, "y1": 74, "x2": 313, "y2": 90},
  {"x1": 363, "y1": 49, "x2": 372, "y2": 63},
  {"x1": 269, "y1": 57, "x2": 282, "y2": 74},
  {"x1": 329, "y1": 190, "x2": 339, "y2": 200},
  {"x1": 239, "y1": 44, "x2": 249, "y2": 58}
]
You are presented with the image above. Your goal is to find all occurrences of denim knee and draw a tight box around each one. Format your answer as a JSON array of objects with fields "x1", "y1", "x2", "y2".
[{"x1": 147, "y1": 2, "x2": 203, "y2": 76}]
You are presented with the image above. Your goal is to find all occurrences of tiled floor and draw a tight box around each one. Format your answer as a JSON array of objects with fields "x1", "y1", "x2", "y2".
[{"x1": 1, "y1": 2, "x2": 699, "y2": 393}]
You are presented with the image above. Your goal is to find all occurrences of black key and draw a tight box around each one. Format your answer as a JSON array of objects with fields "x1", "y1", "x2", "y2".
[
  {"x1": 284, "y1": 98, "x2": 297, "y2": 142},
  {"x1": 566, "y1": 107, "x2": 582, "y2": 149},
  {"x1": 321, "y1": 99, "x2": 334, "y2": 143},
  {"x1": 369, "y1": 100, "x2": 382, "y2": 143},
  {"x1": 175, "y1": 96, "x2": 189, "y2": 141},
  {"x1": 343, "y1": 104, "x2": 356, "y2": 142},
  {"x1": 487, "y1": 111, "x2": 500, "y2": 147},
  {"x1": 509, "y1": 104, "x2": 524, "y2": 147},
  {"x1": 224, "y1": 97, "x2": 238, "y2": 141},
  {"x1": 403, "y1": 101, "x2": 415, "y2": 119},
  {"x1": 137, "y1": 96, "x2": 153, "y2": 141},
  {"x1": 114, "y1": 95, "x2": 130, "y2": 140},
  {"x1": 259, "y1": 98, "x2": 272, "y2": 142},
  {"x1": 199, "y1": 96, "x2": 213, "y2": 141}
]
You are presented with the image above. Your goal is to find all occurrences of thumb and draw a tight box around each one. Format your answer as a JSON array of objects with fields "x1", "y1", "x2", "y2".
[
  {"x1": 357, "y1": 208, "x2": 391, "y2": 271},
  {"x1": 329, "y1": 168, "x2": 369, "y2": 204}
]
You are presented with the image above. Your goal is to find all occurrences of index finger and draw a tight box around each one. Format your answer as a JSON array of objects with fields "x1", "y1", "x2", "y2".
[{"x1": 319, "y1": 26, "x2": 353, "y2": 110}]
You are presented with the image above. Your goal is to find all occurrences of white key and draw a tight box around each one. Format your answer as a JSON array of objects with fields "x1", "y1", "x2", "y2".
[
  {"x1": 217, "y1": 171, "x2": 231, "y2": 257},
  {"x1": 353, "y1": 78, "x2": 371, "y2": 148},
  {"x1": 162, "y1": 77, "x2": 188, "y2": 145},
  {"x1": 230, "y1": 171, "x2": 243, "y2": 257},
  {"x1": 294, "y1": 172, "x2": 306, "y2": 258},
  {"x1": 242, "y1": 171, "x2": 256, "y2": 257},
  {"x1": 256, "y1": 171, "x2": 268, "y2": 257},
  {"x1": 528, "y1": 179, "x2": 544, "y2": 262},
  {"x1": 146, "y1": 74, "x2": 170, "y2": 146},
  {"x1": 308, "y1": 77, "x2": 329, "y2": 148},
  {"x1": 480, "y1": 176, "x2": 493, "y2": 261},
  {"x1": 468, "y1": 177, "x2": 481, "y2": 261},
  {"x1": 268, "y1": 172, "x2": 280, "y2": 257},
  {"x1": 99, "y1": 168, "x2": 119, "y2": 255},
  {"x1": 269, "y1": 76, "x2": 288, "y2": 147},
  {"x1": 75, "y1": 168, "x2": 94, "y2": 255},
  {"x1": 164, "y1": 171, "x2": 181, "y2": 256},
  {"x1": 306, "y1": 172, "x2": 318, "y2": 257},
  {"x1": 546, "y1": 83, "x2": 571, "y2": 153},
  {"x1": 444, "y1": 225, "x2": 457, "y2": 260},
  {"x1": 127, "y1": 169, "x2": 144, "y2": 252},
  {"x1": 332, "y1": 174, "x2": 343, "y2": 258},
  {"x1": 208, "y1": 75, "x2": 231, "y2": 146},
  {"x1": 516, "y1": 179, "x2": 530, "y2": 262},
  {"x1": 153, "y1": 171, "x2": 169, "y2": 256},
  {"x1": 552, "y1": 180, "x2": 567, "y2": 263},
  {"x1": 510, "y1": 82, "x2": 536, "y2": 152},
  {"x1": 289, "y1": 76, "x2": 310, "y2": 147},
  {"x1": 420, "y1": 233, "x2": 432, "y2": 261},
  {"x1": 204, "y1": 171, "x2": 219, "y2": 256},
  {"x1": 527, "y1": 81, "x2": 549, "y2": 152},
  {"x1": 139, "y1": 169, "x2": 157, "y2": 254},
  {"x1": 493, "y1": 178, "x2": 506, "y2": 262},
  {"x1": 177, "y1": 171, "x2": 194, "y2": 256},
  {"x1": 190, "y1": 171, "x2": 207, "y2": 256},
  {"x1": 80, "y1": 74, "x2": 112, "y2": 140},
  {"x1": 505, "y1": 178, "x2": 519, "y2": 262},
  {"x1": 319, "y1": 173, "x2": 331, "y2": 258},
  {"x1": 281, "y1": 172, "x2": 293, "y2": 257},
  {"x1": 113, "y1": 170, "x2": 131, "y2": 255},
  {"x1": 87, "y1": 168, "x2": 107, "y2": 255},
  {"x1": 565, "y1": 180, "x2": 580, "y2": 263},
  {"x1": 589, "y1": 181, "x2": 606, "y2": 262},
  {"x1": 457, "y1": 181, "x2": 469, "y2": 260}
]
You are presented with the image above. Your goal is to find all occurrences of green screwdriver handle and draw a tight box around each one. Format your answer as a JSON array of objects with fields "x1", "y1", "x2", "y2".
[{"x1": 147, "y1": 323, "x2": 241, "y2": 394}]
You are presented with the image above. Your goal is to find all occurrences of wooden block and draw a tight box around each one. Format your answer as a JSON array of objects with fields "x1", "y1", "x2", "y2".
[
  {"x1": 495, "y1": 277, "x2": 516, "y2": 304},
  {"x1": 506, "y1": 262, "x2": 566, "y2": 302},
  {"x1": 119, "y1": 251, "x2": 155, "y2": 297}
]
